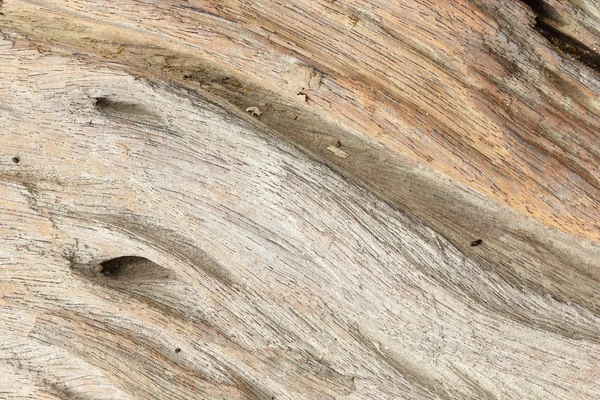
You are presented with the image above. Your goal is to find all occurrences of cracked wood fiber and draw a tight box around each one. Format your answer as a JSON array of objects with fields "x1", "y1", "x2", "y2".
[{"x1": 0, "y1": 0, "x2": 600, "y2": 399}]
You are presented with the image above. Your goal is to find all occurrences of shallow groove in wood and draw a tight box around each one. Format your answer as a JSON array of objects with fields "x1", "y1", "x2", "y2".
[{"x1": 1, "y1": 1, "x2": 600, "y2": 399}]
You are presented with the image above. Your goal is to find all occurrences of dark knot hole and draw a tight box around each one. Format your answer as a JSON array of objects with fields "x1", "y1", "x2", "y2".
[{"x1": 99, "y1": 256, "x2": 173, "y2": 282}]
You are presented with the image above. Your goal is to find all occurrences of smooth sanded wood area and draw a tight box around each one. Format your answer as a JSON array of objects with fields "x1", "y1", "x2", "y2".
[{"x1": 1, "y1": 0, "x2": 600, "y2": 399}]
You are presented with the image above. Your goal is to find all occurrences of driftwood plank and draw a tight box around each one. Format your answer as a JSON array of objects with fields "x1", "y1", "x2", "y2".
[
  {"x1": 3, "y1": 0, "x2": 600, "y2": 240},
  {"x1": 1, "y1": 0, "x2": 600, "y2": 399}
]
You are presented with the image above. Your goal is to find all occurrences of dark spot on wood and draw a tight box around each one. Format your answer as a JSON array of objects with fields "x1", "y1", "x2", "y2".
[
  {"x1": 520, "y1": 0, "x2": 564, "y2": 24},
  {"x1": 175, "y1": 348, "x2": 181, "y2": 353},
  {"x1": 335, "y1": 140, "x2": 342, "y2": 148},
  {"x1": 520, "y1": 0, "x2": 600, "y2": 73},
  {"x1": 535, "y1": 19, "x2": 600, "y2": 73},
  {"x1": 100, "y1": 257, "x2": 131, "y2": 277},
  {"x1": 93, "y1": 96, "x2": 161, "y2": 122},
  {"x1": 12, "y1": 157, "x2": 20, "y2": 164},
  {"x1": 99, "y1": 256, "x2": 173, "y2": 282},
  {"x1": 470, "y1": 239, "x2": 483, "y2": 247},
  {"x1": 93, "y1": 96, "x2": 111, "y2": 110}
]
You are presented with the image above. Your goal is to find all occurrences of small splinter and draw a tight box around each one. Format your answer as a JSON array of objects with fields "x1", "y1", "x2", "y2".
[
  {"x1": 327, "y1": 145, "x2": 349, "y2": 159},
  {"x1": 246, "y1": 106, "x2": 262, "y2": 117},
  {"x1": 372, "y1": 340, "x2": 387, "y2": 358},
  {"x1": 297, "y1": 92, "x2": 307, "y2": 103}
]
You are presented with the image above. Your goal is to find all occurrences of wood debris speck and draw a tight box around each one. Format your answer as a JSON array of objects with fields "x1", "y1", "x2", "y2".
[
  {"x1": 246, "y1": 106, "x2": 262, "y2": 117},
  {"x1": 327, "y1": 145, "x2": 349, "y2": 159}
]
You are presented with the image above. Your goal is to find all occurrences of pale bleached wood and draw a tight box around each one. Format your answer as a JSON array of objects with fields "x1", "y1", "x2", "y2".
[
  {"x1": 1, "y1": 30, "x2": 600, "y2": 399},
  {"x1": 3, "y1": 0, "x2": 600, "y2": 244},
  {"x1": 2, "y1": 0, "x2": 600, "y2": 398},
  {"x1": 2, "y1": 0, "x2": 600, "y2": 324}
]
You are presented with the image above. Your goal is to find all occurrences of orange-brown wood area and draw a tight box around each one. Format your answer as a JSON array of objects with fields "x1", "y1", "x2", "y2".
[{"x1": 1, "y1": 0, "x2": 599, "y2": 399}]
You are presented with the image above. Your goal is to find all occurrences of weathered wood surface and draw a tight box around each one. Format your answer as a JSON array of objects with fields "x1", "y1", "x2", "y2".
[{"x1": 1, "y1": 0, "x2": 600, "y2": 399}]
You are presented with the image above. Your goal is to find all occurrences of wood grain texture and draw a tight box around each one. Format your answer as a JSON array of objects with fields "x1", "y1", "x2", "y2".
[
  {"x1": 3, "y1": 0, "x2": 600, "y2": 241},
  {"x1": 1, "y1": 0, "x2": 600, "y2": 398}
]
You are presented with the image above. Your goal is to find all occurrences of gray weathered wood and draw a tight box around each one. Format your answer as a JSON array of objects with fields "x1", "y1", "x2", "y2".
[{"x1": 1, "y1": 0, "x2": 600, "y2": 398}]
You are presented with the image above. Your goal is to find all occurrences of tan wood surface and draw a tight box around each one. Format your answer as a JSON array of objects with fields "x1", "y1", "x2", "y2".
[{"x1": 1, "y1": 0, "x2": 600, "y2": 398}]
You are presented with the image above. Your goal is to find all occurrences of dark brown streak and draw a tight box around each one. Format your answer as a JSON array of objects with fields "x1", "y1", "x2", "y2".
[{"x1": 520, "y1": 0, "x2": 600, "y2": 73}]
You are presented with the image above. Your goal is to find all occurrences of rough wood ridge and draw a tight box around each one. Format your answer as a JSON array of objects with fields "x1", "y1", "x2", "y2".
[{"x1": 1, "y1": 0, "x2": 599, "y2": 399}]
